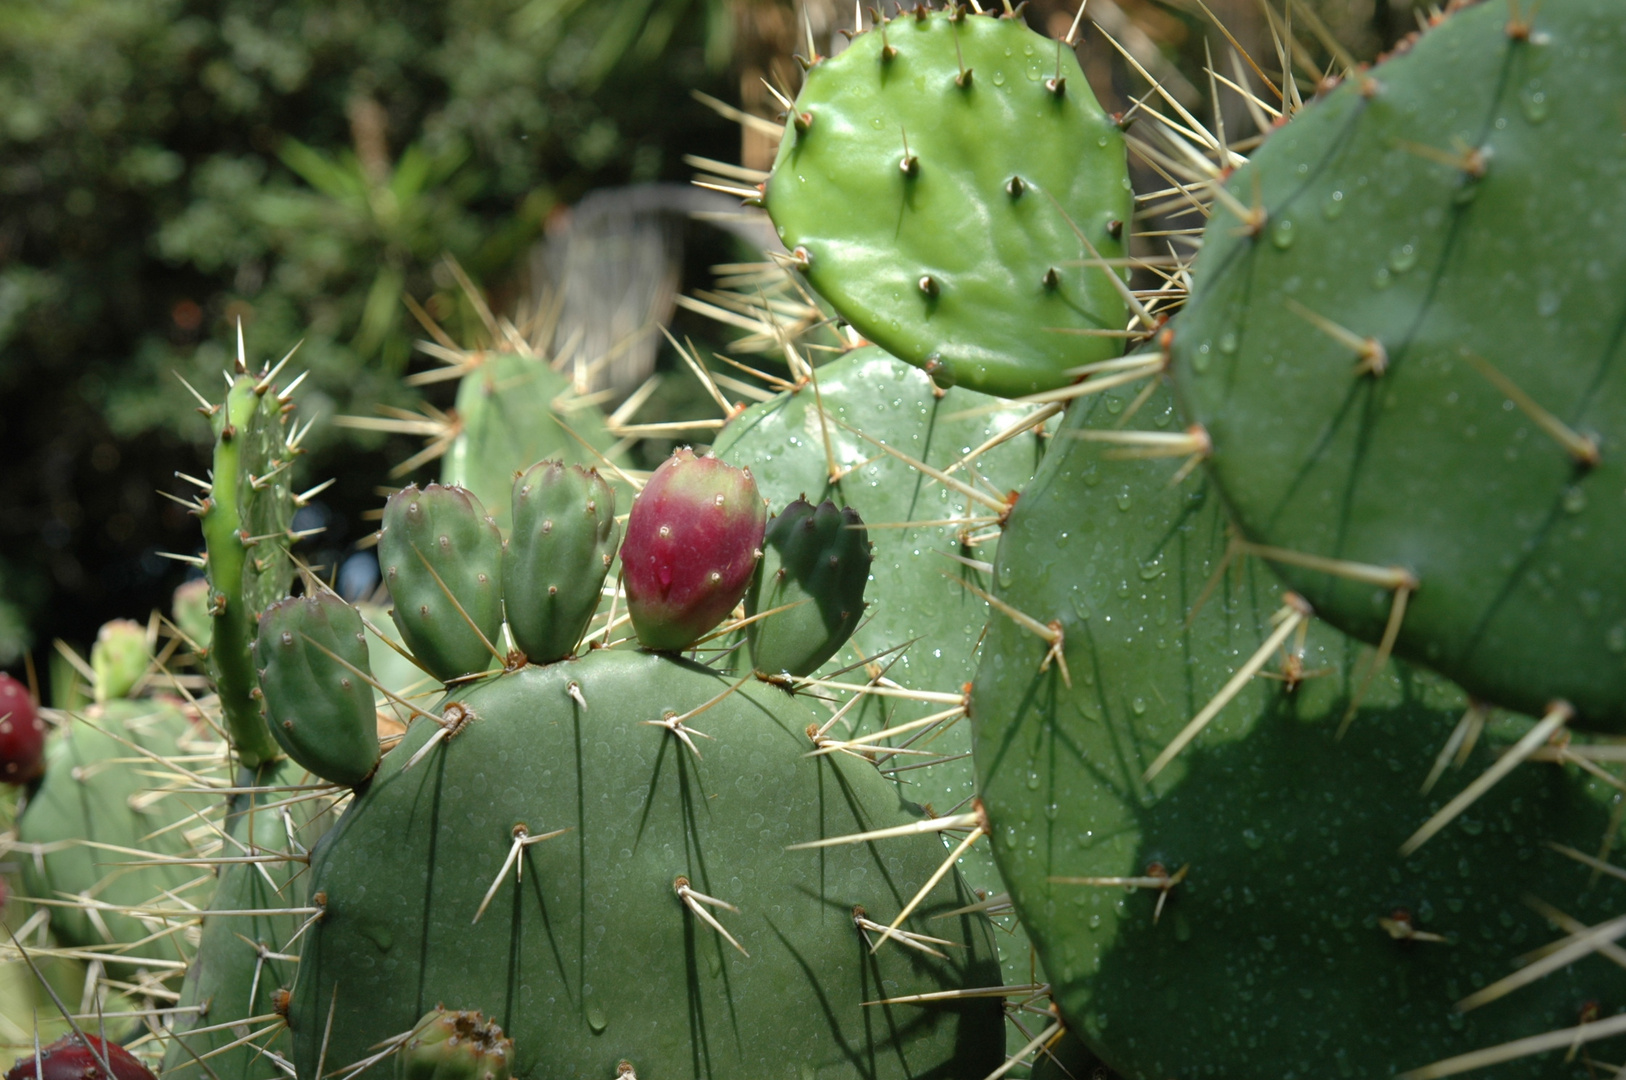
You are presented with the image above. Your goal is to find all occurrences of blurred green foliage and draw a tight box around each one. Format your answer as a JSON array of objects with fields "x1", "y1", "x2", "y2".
[{"x1": 0, "y1": 0, "x2": 740, "y2": 661}]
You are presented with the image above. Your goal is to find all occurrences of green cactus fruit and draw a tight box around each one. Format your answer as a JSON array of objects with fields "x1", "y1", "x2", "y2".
[
  {"x1": 620, "y1": 449, "x2": 767, "y2": 652},
  {"x1": 289, "y1": 648, "x2": 1003, "y2": 1080},
  {"x1": 255, "y1": 594, "x2": 381, "y2": 787},
  {"x1": 441, "y1": 352, "x2": 625, "y2": 531},
  {"x1": 1167, "y1": 0, "x2": 1626, "y2": 728},
  {"x1": 380, "y1": 484, "x2": 504, "y2": 682},
  {"x1": 503, "y1": 461, "x2": 618, "y2": 664},
  {"x1": 90, "y1": 619, "x2": 150, "y2": 703},
  {"x1": 172, "y1": 578, "x2": 213, "y2": 652},
  {"x1": 162, "y1": 759, "x2": 337, "y2": 1080},
  {"x1": 973, "y1": 381, "x2": 1626, "y2": 1077},
  {"x1": 400, "y1": 1009, "x2": 513, "y2": 1080},
  {"x1": 17, "y1": 699, "x2": 199, "y2": 948},
  {"x1": 0, "y1": 672, "x2": 45, "y2": 784},
  {"x1": 746, "y1": 498, "x2": 871, "y2": 678},
  {"x1": 201, "y1": 367, "x2": 301, "y2": 768},
  {"x1": 765, "y1": 8, "x2": 1132, "y2": 397}
]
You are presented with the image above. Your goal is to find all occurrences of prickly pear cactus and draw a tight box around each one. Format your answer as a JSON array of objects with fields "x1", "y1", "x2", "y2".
[
  {"x1": 973, "y1": 381, "x2": 1626, "y2": 1077},
  {"x1": 400, "y1": 1008, "x2": 513, "y2": 1080},
  {"x1": 766, "y1": 9, "x2": 1132, "y2": 396},
  {"x1": 746, "y1": 497, "x2": 872, "y2": 678},
  {"x1": 379, "y1": 484, "x2": 504, "y2": 682},
  {"x1": 1168, "y1": 0, "x2": 1626, "y2": 727},
  {"x1": 90, "y1": 620, "x2": 149, "y2": 703},
  {"x1": 504, "y1": 462, "x2": 618, "y2": 665},
  {"x1": 16, "y1": 698, "x2": 201, "y2": 949},
  {"x1": 255, "y1": 594, "x2": 381, "y2": 787},
  {"x1": 441, "y1": 352, "x2": 624, "y2": 530}
]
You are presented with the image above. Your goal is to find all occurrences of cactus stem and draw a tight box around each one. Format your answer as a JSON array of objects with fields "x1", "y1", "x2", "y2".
[
  {"x1": 866, "y1": 981, "x2": 1045, "y2": 1006},
  {"x1": 1462, "y1": 350, "x2": 1601, "y2": 467},
  {"x1": 471, "y1": 825, "x2": 570, "y2": 924},
  {"x1": 1282, "y1": 298, "x2": 1388, "y2": 376},
  {"x1": 674, "y1": 877, "x2": 750, "y2": 957},
  {"x1": 870, "y1": 811, "x2": 988, "y2": 953},
  {"x1": 1398, "y1": 702, "x2": 1573, "y2": 859},
  {"x1": 1143, "y1": 595, "x2": 1311, "y2": 782},
  {"x1": 852, "y1": 910, "x2": 955, "y2": 958},
  {"x1": 786, "y1": 808, "x2": 982, "y2": 851}
]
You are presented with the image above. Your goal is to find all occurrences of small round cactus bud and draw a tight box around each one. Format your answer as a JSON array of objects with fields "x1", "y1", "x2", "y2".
[
  {"x1": 379, "y1": 484, "x2": 504, "y2": 682},
  {"x1": 5, "y1": 1035, "x2": 155, "y2": 1080},
  {"x1": 172, "y1": 578, "x2": 213, "y2": 650},
  {"x1": 91, "y1": 619, "x2": 150, "y2": 702},
  {"x1": 747, "y1": 499, "x2": 873, "y2": 677},
  {"x1": 255, "y1": 594, "x2": 381, "y2": 787},
  {"x1": 0, "y1": 673, "x2": 44, "y2": 784},
  {"x1": 400, "y1": 1008, "x2": 513, "y2": 1080},
  {"x1": 504, "y1": 461, "x2": 619, "y2": 665},
  {"x1": 621, "y1": 449, "x2": 767, "y2": 652}
]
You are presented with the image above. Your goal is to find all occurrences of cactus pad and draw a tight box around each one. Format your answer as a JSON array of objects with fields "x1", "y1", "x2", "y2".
[
  {"x1": 766, "y1": 9, "x2": 1132, "y2": 397},
  {"x1": 380, "y1": 484, "x2": 504, "y2": 682},
  {"x1": 504, "y1": 462, "x2": 618, "y2": 664},
  {"x1": 974, "y1": 382, "x2": 1626, "y2": 1077},
  {"x1": 256, "y1": 594, "x2": 381, "y2": 787},
  {"x1": 290, "y1": 648, "x2": 1003, "y2": 1080},
  {"x1": 1169, "y1": 0, "x2": 1626, "y2": 728},
  {"x1": 620, "y1": 449, "x2": 767, "y2": 652},
  {"x1": 746, "y1": 498, "x2": 871, "y2": 678}
]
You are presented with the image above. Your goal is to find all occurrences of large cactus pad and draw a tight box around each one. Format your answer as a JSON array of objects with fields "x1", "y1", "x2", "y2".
[
  {"x1": 767, "y1": 10, "x2": 1132, "y2": 397},
  {"x1": 290, "y1": 648, "x2": 1003, "y2": 1080},
  {"x1": 1169, "y1": 0, "x2": 1626, "y2": 728}
]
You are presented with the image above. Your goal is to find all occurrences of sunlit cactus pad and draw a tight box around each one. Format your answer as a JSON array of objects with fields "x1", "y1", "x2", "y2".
[
  {"x1": 1169, "y1": 0, "x2": 1626, "y2": 727},
  {"x1": 767, "y1": 10, "x2": 1132, "y2": 397},
  {"x1": 973, "y1": 383, "x2": 1626, "y2": 1077},
  {"x1": 290, "y1": 648, "x2": 1003, "y2": 1080}
]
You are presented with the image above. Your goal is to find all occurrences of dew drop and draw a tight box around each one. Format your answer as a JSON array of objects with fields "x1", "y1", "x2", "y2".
[
  {"x1": 1562, "y1": 486, "x2": 1587, "y2": 514},
  {"x1": 1131, "y1": 696, "x2": 1146, "y2": 715},
  {"x1": 587, "y1": 1008, "x2": 608, "y2": 1034},
  {"x1": 1607, "y1": 625, "x2": 1626, "y2": 654},
  {"x1": 1115, "y1": 488, "x2": 1133, "y2": 511},
  {"x1": 1322, "y1": 190, "x2": 1344, "y2": 219},
  {"x1": 1372, "y1": 267, "x2": 1392, "y2": 290},
  {"x1": 1218, "y1": 331, "x2": 1238, "y2": 355},
  {"x1": 1191, "y1": 342, "x2": 1211, "y2": 373},
  {"x1": 1242, "y1": 828, "x2": 1264, "y2": 850},
  {"x1": 1388, "y1": 242, "x2": 1418, "y2": 273},
  {"x1": 1521, "y1": 87, "x2": 1548, "y2": 124},
  {"x1": 997, "y1": 562, "x2": 1014, "y2": 587},
  {"x1": 992, "y1": 70, "x2": 1006, "y2": 86},
  {"x1": 1269, "y1": 218, "x2": 1294, "y2": 249}
]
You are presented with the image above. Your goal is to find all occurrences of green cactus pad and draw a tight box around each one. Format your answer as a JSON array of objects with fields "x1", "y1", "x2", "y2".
[
  {"x1": 747, "y1": 498, "x2": 872, "y2": 678},
  {"x1": 379, "y1": 484, "x2": 504, "y2": 682},
  {"x1": 503, "y1": 462, "x2": 618, "y2": 665},
  {"x1": 441, "y1": 353, "x2": 624, "y2": 531},
  {"x1": 714, "y1": 346, "x2": 1043, "y2": 891},
  {"x1": 90, "y1": 620, "x2": 150, "y2": 703},
  {"x1": 17, "y1": 699, "x2": 201, "y2": 949},
  {"x1": 163, "y1": 759, "x2": 339, "y2": 1080},
  {"x1": 973, "y1": 382, "x2": 1626, "y2": 1077},
  {"x1": 766, "y1": 9, "x2": 1132, "y2": 397},
  {"x1": 255, "y1": 594, "x2": 382, "y2": 787},
  {"x1": 289, "y1": 648, "x2": 1003, "y2": 1080},
  {"x1": 1168, "y1": 0, "x2": 1626, "y2": 728}
]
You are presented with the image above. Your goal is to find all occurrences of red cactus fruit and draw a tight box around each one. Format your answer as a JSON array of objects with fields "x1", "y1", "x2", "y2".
[
  {"x1": 5, "y1": 1035, "x2": 156, "y2": 1080},
  {"x1": 621, "y1": 448, "x2": 767, "y2": 652},
  {"x1": 0, "y1": 673, "x2": 45, "y2": 784}
]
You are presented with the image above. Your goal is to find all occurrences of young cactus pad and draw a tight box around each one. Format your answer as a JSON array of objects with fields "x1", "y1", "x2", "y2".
[
  {"x1": 972, "y1": 382, "x2": 1626, "y2": 1076},
  {"x1": 255, "y1": 593, "x2": 381, "y2": 787},
  {"x1": 766, "y1": 9, "x2": 1132, "y2": 397},
  {"x1": 289, "y1": 648, "x2": 1003, "y2": 1080},
  {"x1": 620, "y1": 449, "x2": 766, "y2": 652},
  {"x1": 746, "y1": 498, "x2": 871, "y2": 678},
  {"x1": 1168, "y1": 0, "x2": 1626, "y2": 728},
  {"x1": 503, "y1": 461, "x2": 618, "y2": 664},
  {"x1": 379, "y1": 484, "x2": 504, "y2": 681}
]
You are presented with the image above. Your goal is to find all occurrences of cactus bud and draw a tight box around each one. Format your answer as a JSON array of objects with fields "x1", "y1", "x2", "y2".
[
  {"x1": 399, "y1": 1009, "x2": 513, "y2": 1080},
  {"x1": 91, "y1": 619, "x2": 150, "y2": 702},
  {"x1": 255, "y1": 594, "x2": 381, "y2": 787},
  {"x1": 504, "y1": 461, "x2": 619, "y2": 664},
  {"x1": 172, "y1": 578, "x2": 213, "y2": 650},
  {"x1": 747, "y1": 499, "x2": 872, "y2": 677},
  {"x1": 0, "y1": 673, "x2": 44, "y2": 784},
  {"x1": 5, "y1": 1035, "x2": 155, "y2": 1080},
  {"x1": 379, "y1": 484, "x2": 504, "y2": 682},
  {"x1": 621, "y1": 449, "x2": 767, "y2": 652}
]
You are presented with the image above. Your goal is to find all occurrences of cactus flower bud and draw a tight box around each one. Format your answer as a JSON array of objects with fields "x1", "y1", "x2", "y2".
[
  {"x1": 0, "y1": 673, "x2": 44, "y2": 784},
  {"x1": 91, "y1": 619, "x2": 150, "y2": 702},
  {"x1": 621, "y1": 449, "x2": 766, "y2": 652},
  {"x1": 747, "y1": 498, "x2": 872, "y2": 677},
  {"x1": 5, "y1": 1035, "x2": 156, "y2": 1080},
  {"x1": 400, "y1": 1009, "x2": 512, "y2": 1080}
]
